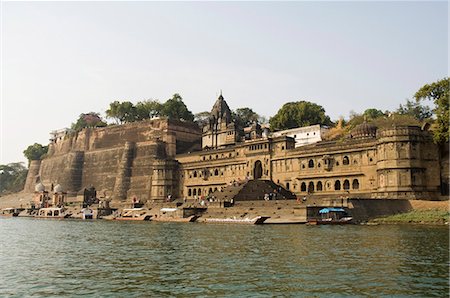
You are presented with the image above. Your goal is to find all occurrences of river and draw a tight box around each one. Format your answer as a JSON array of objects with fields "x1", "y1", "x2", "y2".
[{"x1": 0, "y1": 218, "x2": 448, "y2": 297}]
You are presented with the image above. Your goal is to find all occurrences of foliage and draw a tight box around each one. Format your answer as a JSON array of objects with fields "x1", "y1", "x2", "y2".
[
  {"x1": 0, "y1": 163, "x2": 28, "y2": 194},
  {"x1": 105, "y1": 101, "x2": 136, "y2": 124},
  {"x1": 23, "y1": 143, "x2": 48, "y2": 162},
  {"x1": 194, "y1": 111, "x2": 211, "y2": 129},
  {"x1": 363, "y1": 108, "x2": 386, "y2": 120},
  {"x1": 71, "y1": 112, "x2": 107, "y2": 131},
  {"x1": 414, "y1": 77, "x2": 450, "y2": 144},
  {"x1": 135, "y1": 100, "x2": 162, "y2": 121},
  {"x1": 160, "y1": 93, "x2": 194, "y2": 121},
  {"x1": 397, "y1": 99, "x2": 432, "y2": 121},
  {"x1": 233, "y1": 107, "x2": 260, "y2": 128},
  {"x1": 269, "y1": 101, "x2": 333, "y2": 131}
]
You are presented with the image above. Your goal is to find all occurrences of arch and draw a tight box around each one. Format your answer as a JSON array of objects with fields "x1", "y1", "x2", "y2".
[
  {"x1": 343, "y1": 156, "x2": 349, "y2": 165},
  {"x1": 343, "y1": 179, "x2": 350, "y2": 190},
  {"x1": 198, "y1": 188, "x2": 202, "y2": 196},
  {"x1": 308, "y1": 159, "x2": 314, "y2": 168},
  {"x1": 253, "y1": 160, "x2": 263, "y2": 179},
  {"x1": 193, "y1": 189, "x2": 197, "y2": 196},
  {"x1": 317, "y1": 181, "x2": 323, "y2": 191},
  {"x1": 308, "y1": 182, "x2": 314, "y2": 193},
  {"x1": 286, "y1": 182, "x2": 290, "y2": 190},
  {"x1": 352, "y1": 179, "x2": 359, "y2": 190},
  {"x1": 208, "y1": 188, "x2": 213, "y2": 194},
  {"x1": 214, "y1": 169, "x2": 219, "y2": 176},
  {"x1": 301, "y1": 182, "x2": 306, "y2": 192},
  {"x1": 188, "y1": 189, "x2": 192, "y2": 196},
  {"x1": 335, "y1": 180, "x2": 341, "y2": 190},
  {"x1": 214, "y1": 187, "x2": 218, "y2": 192},
  {"x1": 193, "y1": 171, "x2": 197, "y2": 178}
]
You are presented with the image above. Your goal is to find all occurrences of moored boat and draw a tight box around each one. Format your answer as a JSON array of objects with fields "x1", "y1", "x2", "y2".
[
  {"x1": 203, "y1": 216, "x2": 270, "y2": 224},
  {"x1": 308, "y1": 207, "x2": 353, "y2": 225},
  {"x1": 1, "y1": 208, "x2": 24, "y2": 217},
  {"x1": 105, "y1": 208, "x2": 152, "y2": 221},
  {"x1": 35, "y1": 207, "x2": 71, "y2": 219}
]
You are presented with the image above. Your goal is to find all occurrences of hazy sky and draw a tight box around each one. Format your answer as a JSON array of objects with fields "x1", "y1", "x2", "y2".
[{"x1": 1, "y1": 1, "x2": 448, "y2": 165}]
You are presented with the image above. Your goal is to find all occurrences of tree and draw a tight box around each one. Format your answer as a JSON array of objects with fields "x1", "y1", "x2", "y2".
[
  {"x1": 194, "y1": 111, "x2": 211, "y2": 129},
  {"x1": 0, "y1": 163, "x2": 28, "y2": 194},
  {"x1": 269, "y1": 101, "x2": 333, "y2": 131},
  {"x1": 135, "y1": 100, "x2": 162, "y2": 121},
  {"x1": 160, "y1": 94, "x2": 194, "y2": 121},
  {"x1": 106, "y1": 101, "x2": 136, "y2": 124},
  {"x1": 363, "y1": 108, "x2": 386, "y2": 120},
  {"x1": 71, "y1": 112, "x2": 107, "y2": 131},
  {"x1": 397, "y1": 99, "x2": 432, "y2": 121},
  {"x1": 233, "y1": 107, "x2": 260, "y2": 128},
  {"x1": 23, "y1": 143, "x2": 48, "y2": 162},
  {"x1": 414, "y1": 77, "x2": 450, "y2": 144}
]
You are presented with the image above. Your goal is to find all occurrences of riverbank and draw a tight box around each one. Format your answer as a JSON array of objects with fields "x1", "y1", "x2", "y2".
[
  {"x1": 369, "y1": 200, "x2": 449, "y2": 225},
  {"x1": 370, "y1": 209, "x2": 449, "y2": 225}
]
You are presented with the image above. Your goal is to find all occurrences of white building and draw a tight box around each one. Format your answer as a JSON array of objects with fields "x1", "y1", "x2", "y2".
[{"x1": 271, "y1": 124, "x2": 327, "y2": 147}]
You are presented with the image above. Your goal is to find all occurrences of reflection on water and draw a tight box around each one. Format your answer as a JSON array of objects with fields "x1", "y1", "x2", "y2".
[{"x1": 0, "y1": 218, "x2": 448, "y2": 297}]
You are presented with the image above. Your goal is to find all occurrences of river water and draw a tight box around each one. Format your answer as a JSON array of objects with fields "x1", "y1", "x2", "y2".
[{"x1": 0, "y1": 218, "x2": 448, "y2": 297}]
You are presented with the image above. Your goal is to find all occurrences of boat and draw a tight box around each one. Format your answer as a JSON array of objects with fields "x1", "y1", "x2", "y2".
[
  {"x1": 0, "y1": 208, "x2": 24, "y2": 217},
  {"x1": 81, "y1": 207, "x2": 94, "y2": 219},
  {"x1": 105, "y1": 208, "x2": 152, "y2": 221},
  {"x1": 203, "y1": 216, "x2": 270, "y2": 224},
  {"x1": 152, "y1": 207, "x2": 199, "y2": 223},
  {"x1": 35, "y1": 207, "x2": 71, "y2": 219},
  {"x1": 308, "y1": 207, "x2": 353, "y2": 225}
]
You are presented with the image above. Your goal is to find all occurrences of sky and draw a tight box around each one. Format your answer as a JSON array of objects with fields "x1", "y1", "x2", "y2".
[{"x1": 1, "y1": 1, "x2": 448, "y2": 165}]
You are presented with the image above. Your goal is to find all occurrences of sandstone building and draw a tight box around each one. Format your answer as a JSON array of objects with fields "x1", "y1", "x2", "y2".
[{"x1": 25, "y1": 95, "x2": 446, "y2": 204}]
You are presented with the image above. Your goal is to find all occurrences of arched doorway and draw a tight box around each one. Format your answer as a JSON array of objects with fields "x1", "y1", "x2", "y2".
[{"x1": 253, "y1": 160, "x2": 263, "y2": 179}]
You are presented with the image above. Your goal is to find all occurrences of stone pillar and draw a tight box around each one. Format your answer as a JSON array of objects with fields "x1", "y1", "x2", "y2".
[
  {"x1": 113, "y1": 142, "x2": 135, "y2": 201},
  {"x1": 24, "y1": 160, "x2": 41, "y2": 193}
]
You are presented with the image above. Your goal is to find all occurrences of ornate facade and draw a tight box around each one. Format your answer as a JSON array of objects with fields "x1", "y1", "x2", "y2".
[{"x1": 26, "y1": 95, "x2": 444, "y2": 204}]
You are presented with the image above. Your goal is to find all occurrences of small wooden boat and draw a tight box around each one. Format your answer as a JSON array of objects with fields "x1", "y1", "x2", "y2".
[
  {"x1": 307, "y1": 207, "x2": 353, "y2": 225},
  {"x1": 204, "y1": 216, "x2": 270, "y2": 224},
  {"x1": 105, "y1": 208, "x2": 152, "y2": 221},
  {"x1": 35, "y1": 207, "x2": 71, "y2": 219},
  {"x1": 152, "y1": 215, "x2": 199, "y2": 223},
  {"x1": 1, "y1": 208, "x2": 23, "y2": 217}
]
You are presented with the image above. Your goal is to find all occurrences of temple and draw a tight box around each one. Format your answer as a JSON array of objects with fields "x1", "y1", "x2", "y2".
[{"x1": 24, "y1": 94, "x2": 448, "y2": 206}]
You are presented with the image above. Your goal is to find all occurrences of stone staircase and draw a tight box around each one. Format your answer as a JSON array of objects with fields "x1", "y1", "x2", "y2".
[{"x1": 210, "y1": 179, "x2": 297, "y2": 202}]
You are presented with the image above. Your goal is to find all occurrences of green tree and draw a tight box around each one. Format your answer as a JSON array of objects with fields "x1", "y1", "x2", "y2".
[
  {"x1": 269, "y1": 101, "x2": 333, "y2": 131},
  {"x1": 397, "y1": 99, "x2": 432, "y2": 121},
  {"x1": 160, "y1": 94, "x2": 194, "y2": 121},
  {"x1": 71, "y1": 112, "x2": 107, "y2": 131},
  {"x1": 106, "y1": 101, "x2": 136, "y2": 123},
  {"x1": 363, "y1": 108, "x2": 386, "y2": 120},
  {"x1": 135, "y1": 100, "x2": 162, "y2": 121},
  {"x1": 0, "y1": 163, "x2": 28, "y2": 194},
  {"x1": 233, "y1": 107, "x2": 260, "y2": 128},
  {"x1": 23, "y1": 143, "x2": 48, "y2": 163},
  {"x1": 414, "y1": 77, "x2": 450, "y2": 144},
  {"x1": 194, "y1": 111, "x2": 211, "y2": 129}
]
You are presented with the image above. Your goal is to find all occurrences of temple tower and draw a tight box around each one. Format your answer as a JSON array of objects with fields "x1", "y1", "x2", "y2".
[{"x1": 202, "y1": 93, "x2": 238, "y2": 149}]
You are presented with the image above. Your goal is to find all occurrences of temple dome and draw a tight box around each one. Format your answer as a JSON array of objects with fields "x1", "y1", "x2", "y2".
[
  {"x1": 54, "y1": 184, "x2": 64, "y2": 193},
  {"x1": 210, "y1": 93, "x2": 232, "y2": 124},
  {"x1": 350, "y1": 122, "x2": 377, "y2": 139},
  {"x1": 35, "y1": 182, "x2": 45, "y2": 192}
]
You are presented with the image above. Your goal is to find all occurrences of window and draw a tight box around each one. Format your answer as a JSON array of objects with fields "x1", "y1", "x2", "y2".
[
  {"x1": 301, "y1": 182, "x2": 306, "y2": 192},
  {"x1": 308, "y1": 182, "x2": 314, "y2": 193},
  {"x1": 286, "y1": 182, "x2": 290, "y2": 190},
  {"x1": 308, "y1": 159, "x2": 314, "y2": 168},
  {"x1": 317, "y1": 181, "x2": 323, "y2": 191},
  {"x1": 343, "y1": 156, "x2": 349, "y2": 165},
  {"x1": 214, "y1": 169, "x2": 219, "y2": 176},
  {"x1": 188, "y1": 189, "x2": 192, "y2": 196},
  {"x1": 343, "y1": 179, "x2": 350, "y2": 190},
  {"x1": 193, "y1": 171, "x2": 197, "y2": 178},
  {"x1": 335, "y1": 180, "x2": 341, "y2": 190},
  {"x1": 193, "y1": 189, "x2": 197, "y2": 196},
  {"x1": 352, "y1": 179, "x2": 359, "y2": 190},
  {"x1": 198, "y1": 189, "x2": 202, "y2": 195}
]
